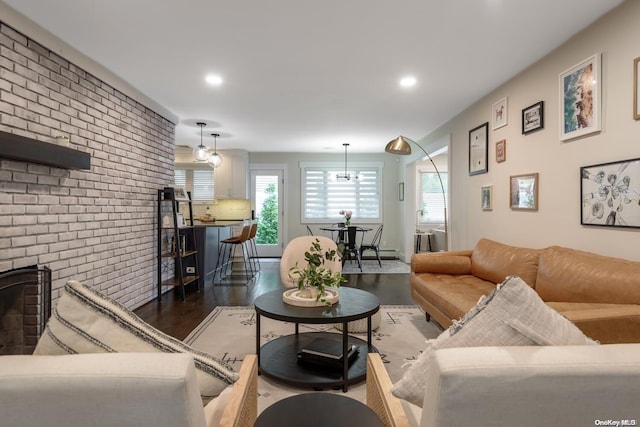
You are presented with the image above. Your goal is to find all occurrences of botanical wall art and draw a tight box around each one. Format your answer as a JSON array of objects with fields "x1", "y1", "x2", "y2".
[
  {"x1": 481, "y1": 185, "x2": 493, "y2": 211},
  {"x1": 580, "y1": 157, "x2": 640, "y2": 228},
  {"x1": 522, "y1": 101, "x2": 544, "y2": 135},
  {"x1": 469, "y1": 122, "x2": 489, "y2": 176},
  {"x1": 496, "y1": 139, "x2": 506, "y2": 163},
  {"x1": 559, "y1": 54, "x2": 601, "y2": 141},
  {"x1": 634, "y1": 57, "x2": 640, "y2": 120},
  {"x1": 492, "y1": 97, "x2": 508, "y2": 130},
  {"x1": 510, "y1": 173, "x2": 539, "y2": 210}
]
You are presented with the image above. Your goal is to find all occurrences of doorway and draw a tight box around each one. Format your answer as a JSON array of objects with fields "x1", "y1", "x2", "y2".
[{"x1": 250, "y1": 167, "x2": 285, "y2": 257}]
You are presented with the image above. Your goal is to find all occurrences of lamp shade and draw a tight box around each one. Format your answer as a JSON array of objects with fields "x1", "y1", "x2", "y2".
[
  {"x1": 385, "y1": 136, "x2": 413, "y2": 155},
  {"x1": 208, "y1": 152, "x2": 223, "y2": 167},
  {"x1": 193, "y1": 122, "x2": 210, "y2": 162},
  {"x1": 193, "y1": 144, "x2": 210, "y2": 162}
]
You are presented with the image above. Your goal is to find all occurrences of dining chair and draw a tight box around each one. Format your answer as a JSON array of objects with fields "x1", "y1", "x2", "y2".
[
  {"x1": 342, "y1": 226, "x2": 362, "y2": 272},
  {"x1": 359, "y1": 224, "x2": 383, "y2": 267},
  {"x1": 306, "y1": 225, "x2": 314, "y2": 236}
]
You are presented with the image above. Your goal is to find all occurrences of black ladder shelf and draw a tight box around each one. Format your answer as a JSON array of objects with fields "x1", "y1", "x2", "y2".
[{"x1": 156, "y1": 187, "x2": 200, "y2": 302}]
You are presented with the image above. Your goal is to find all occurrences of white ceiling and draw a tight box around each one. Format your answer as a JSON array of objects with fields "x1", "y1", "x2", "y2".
[{"x1": 3, "y1": 0, "x2": 622, "y2": 153}]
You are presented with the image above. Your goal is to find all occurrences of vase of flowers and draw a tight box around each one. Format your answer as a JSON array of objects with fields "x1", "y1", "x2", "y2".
[
  {"x1": 288, "y1": 238, "x2": 346, "y2": 306},
  {"x1": 339, "y1": 209, "x2": 353, "y2": 227}
]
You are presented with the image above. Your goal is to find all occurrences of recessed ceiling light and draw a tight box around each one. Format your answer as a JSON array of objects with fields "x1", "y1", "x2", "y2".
[
  {"x1": 205, "y1": 74, "x2": 223, "y2": 86},
  {"x1": 399, "y1": 76, "x2": 417, "y2": 88}
]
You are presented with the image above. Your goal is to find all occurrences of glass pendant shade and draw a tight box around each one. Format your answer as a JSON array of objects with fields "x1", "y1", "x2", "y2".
[
  {"x1": 193, "y1": 122, "x2": 210, "y2": 162},
  {"x1": 209, "y1": 152, "x2": 223, "y2": 167},
  {"x1": 193, "y1": 144, "x2": 210, "y2": 162},
  {"x1": 208, "y1": 133, "x2": 223, "y2": 168}
]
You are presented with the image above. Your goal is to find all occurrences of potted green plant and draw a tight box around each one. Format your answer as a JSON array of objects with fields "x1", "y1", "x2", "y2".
[{"x1": 288, "y1": 238, "x2": 346, "y2": 305}]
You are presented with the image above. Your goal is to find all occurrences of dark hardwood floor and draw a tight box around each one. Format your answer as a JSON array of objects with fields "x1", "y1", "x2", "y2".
[{"x1": 134, "y1": 259, "x2": 414, "y2": 340}]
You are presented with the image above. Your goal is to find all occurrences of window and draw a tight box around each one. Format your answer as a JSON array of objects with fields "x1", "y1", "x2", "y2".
[
  {"x1": 419, "y1": 172, "x2": 448, "y2": 223},
  {"x1": 301, "y1": 162, "x2": 382, "y2": 222},
  {"x1": 174, "y1": 168, "x2": 215, "y2": 201}
]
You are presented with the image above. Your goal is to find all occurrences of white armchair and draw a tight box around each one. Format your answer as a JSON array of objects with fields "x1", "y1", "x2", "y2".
[
  {"x1": 367, "y1": 344, "x2": 640, "y2": 427},
  {"x1": 0, "y1": 352, "x2": 257, "y2": 427}
]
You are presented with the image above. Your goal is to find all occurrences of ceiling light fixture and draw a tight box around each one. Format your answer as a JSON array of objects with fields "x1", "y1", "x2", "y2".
[
  {"x1": 336, "y1": 143, "x2": 357, "y2": 181},
  {"x1": 193, "y1": 122, "x2": 210, "y2": 162},
  {"x1": 205, "y1": 74, "x2": 223, "y2": 86},
  {"x1": 208, "y1": 133, "x2": 223, "y2": 168},
  {"x1": 385, "y1": 136, "x2": 447, "y2": 250},
  {"x1": 400, "y1": 76, "x2": 417, "y2": 88}
]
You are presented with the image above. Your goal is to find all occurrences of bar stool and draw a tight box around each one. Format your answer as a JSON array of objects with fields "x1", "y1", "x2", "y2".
[
  {"x1": 214, "y1": 225, "x2": 253, "y2": 284},
  {"x1": 248, "y1": 223, "x2": 260, "y2": 272}
]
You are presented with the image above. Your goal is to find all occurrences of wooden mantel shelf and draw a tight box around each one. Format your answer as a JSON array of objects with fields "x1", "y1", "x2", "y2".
[{"x1": 0, "y1": 130, "x2": 91, "y2": 170}]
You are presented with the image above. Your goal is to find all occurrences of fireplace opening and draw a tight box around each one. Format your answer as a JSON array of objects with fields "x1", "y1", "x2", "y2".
[{"x1": 0, "y1": 265, "x2": 51, "y2": 355}]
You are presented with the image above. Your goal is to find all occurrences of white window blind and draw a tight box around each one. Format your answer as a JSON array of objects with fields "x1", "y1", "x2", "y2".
[
  {"x1": 193, "y1": 169, "x2": 214, "y2": 201},
  {"x1": 175, "y1": 169, "x2": 186, "y2": 188},
  {"x1": 419, "y1": 172, "x2": 448, "y2": 222},
  {"x1": 302, "y1": 164, "x2": 381, "y2": 222},
  {"x1": 174, "y1": 168, "x2": 215, "y2": 201}
]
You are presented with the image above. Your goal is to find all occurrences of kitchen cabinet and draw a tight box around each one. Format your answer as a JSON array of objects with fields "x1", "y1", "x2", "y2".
[{"x1": 215, "y1": 149, "x2": 249, "y2": 199}]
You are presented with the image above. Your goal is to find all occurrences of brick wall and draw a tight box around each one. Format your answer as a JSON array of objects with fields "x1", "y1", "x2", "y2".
[{"x1": 0, "y1": 22, "x2": 175, "y2": 309}]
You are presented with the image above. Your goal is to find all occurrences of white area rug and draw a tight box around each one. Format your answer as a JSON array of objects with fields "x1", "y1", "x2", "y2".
[
  {"x1": 342, "y1": 259, "x2": 410, "y2": 274},
  {"x1": 185, "y1": 305, "x2": 441, "y2": 413}
]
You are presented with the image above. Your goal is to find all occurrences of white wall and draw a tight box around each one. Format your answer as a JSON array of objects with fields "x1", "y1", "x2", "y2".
[{"x1": 412, "y1": 0, "x2": 640, "y2": 260}]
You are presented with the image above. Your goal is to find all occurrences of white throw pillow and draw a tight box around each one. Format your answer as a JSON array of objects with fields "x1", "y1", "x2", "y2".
[
  {"x1": 34, "y1": 280, "x2": 238, "y2": 403},
  {"x1": 391, "y1": 275, "x2": 598, "y2": 407}
]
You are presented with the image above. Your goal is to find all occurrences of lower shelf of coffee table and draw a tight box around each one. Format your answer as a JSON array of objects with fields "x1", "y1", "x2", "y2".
[{"x1": 258, "y1": 331, "x2": 377, "y2": 390}]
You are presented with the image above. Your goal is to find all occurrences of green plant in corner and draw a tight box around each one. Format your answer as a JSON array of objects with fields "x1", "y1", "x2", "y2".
[{"x1": 288, "y1": 238, "x2": 346, "y2": 305}]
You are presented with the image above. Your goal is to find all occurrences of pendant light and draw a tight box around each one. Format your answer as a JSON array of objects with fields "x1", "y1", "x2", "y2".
[
  {"x1": 336, "y1": 143, "x2": 357, "y2": 180},
  {"x1": 193, "y1": 122, "x2": 210, "y2": 162},
  {"x1": 208, "y1": 133, "x2": 223, "y2": 168}
]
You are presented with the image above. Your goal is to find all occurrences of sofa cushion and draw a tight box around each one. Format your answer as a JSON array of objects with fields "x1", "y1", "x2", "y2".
[
  {"x1": 536, "y1": 246, "x2": 640, "y2": 305},
  {"x1": 470, "y1": 238, "x2": 540, "y2": 286},
  {"x1": 410, "y1": 273, "x2": 495, "y2": 322},
  {"x1": 391, "y1": 276, "x2": 597, "y2": 407},
  {"x1": 34, "y1": 280, "x2": 238, "y2": 403}
]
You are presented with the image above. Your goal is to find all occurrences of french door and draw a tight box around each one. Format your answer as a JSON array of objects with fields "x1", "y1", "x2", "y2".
[{"x1": 250, "y1": 169, "x2": 284, "y2": 257}]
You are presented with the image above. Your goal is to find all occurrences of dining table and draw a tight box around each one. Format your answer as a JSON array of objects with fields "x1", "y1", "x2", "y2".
[{"x1": 319, "y1": 225, "x2": 372, "y2": 244}]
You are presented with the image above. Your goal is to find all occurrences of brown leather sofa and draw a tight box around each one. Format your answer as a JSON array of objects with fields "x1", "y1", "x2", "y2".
[{"x1": 410, "y1": 238, "x2": 640, "y2": 343}]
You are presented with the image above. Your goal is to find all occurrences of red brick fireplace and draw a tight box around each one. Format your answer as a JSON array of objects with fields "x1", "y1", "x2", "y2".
[{"x1": 0, "y1": 266, "x2": 51, "y2": 355}]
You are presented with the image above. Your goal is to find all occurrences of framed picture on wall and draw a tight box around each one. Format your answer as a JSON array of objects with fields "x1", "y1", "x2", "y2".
[
  {"x1": 580, "y1": 157, "x2": 640, "y2": 228},
  {"x1": 496, "y1": 139, "x2": 506, "y2": 163},
  {"x1": 510, "y1": 173, "x2": 539, "y2": 211},
  {"x1": 634, "y1": 57, "x2": 640, "y2": 120},
  {"x1": 469, "y1": 122, "x2": 489, "y2": 176},
  {"x1": 559, "y1": 54, "x2": 601, "y2": 141},
  {"x1": 522, "y1": 101, "x2": 544, "y2": 135},
  {"x1": 481, "y1": 185, "x2": 493, "y2": 211},
  {"x1": 492, "y1": 97, "x2": 508, "y2": 130}
]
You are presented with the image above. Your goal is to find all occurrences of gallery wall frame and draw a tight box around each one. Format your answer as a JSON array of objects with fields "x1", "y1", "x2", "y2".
[
  {"x1": 510, "y1": 173, "x2": 539, "y2": 211},
  {"x1": 634, "y1": 57, "x2": 640, "y2": 120},
  {"x1": 559, "y1": 53, "x2": 601, "y2": 141},
  {"x1": 469, "y1": 122, "x2": 489, "y2": 176},
  {"x1": 522, "y1": 101, "x2": 544, "y2": 135},
  {"x1": 496, "y1": 139, "x2": 506, "y2": 163},
  {"x1": 580, "y1": 157, "x2": 640, "y2": 228},
  {"x1": 492, "y1": 97, "x2": 508, "y2": 130},
  {"x1": 481, "y1": 185, "x2": 493, "y2": 211}
]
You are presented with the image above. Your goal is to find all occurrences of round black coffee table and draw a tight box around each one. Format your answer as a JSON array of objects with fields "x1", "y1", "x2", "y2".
[
  {"x1": 254, "y1": 393, "x2": 383, "y2": 427},
  {"x1": 254, "y1": 287, "x2": 380, "y2": 392}
]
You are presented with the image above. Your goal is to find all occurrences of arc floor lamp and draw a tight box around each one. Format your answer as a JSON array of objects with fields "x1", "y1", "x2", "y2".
[{"x1": 385, "y1": 136, "x2": 448, "y2": 251}]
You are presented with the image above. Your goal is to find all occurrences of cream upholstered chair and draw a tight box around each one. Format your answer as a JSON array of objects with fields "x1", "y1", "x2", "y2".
[
  {"x1": 0, "y1": 353, "x2": 258, "y2": 427},
  {"x1": 279, "y1": 236, "x2": 342, "y2": 288}
]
